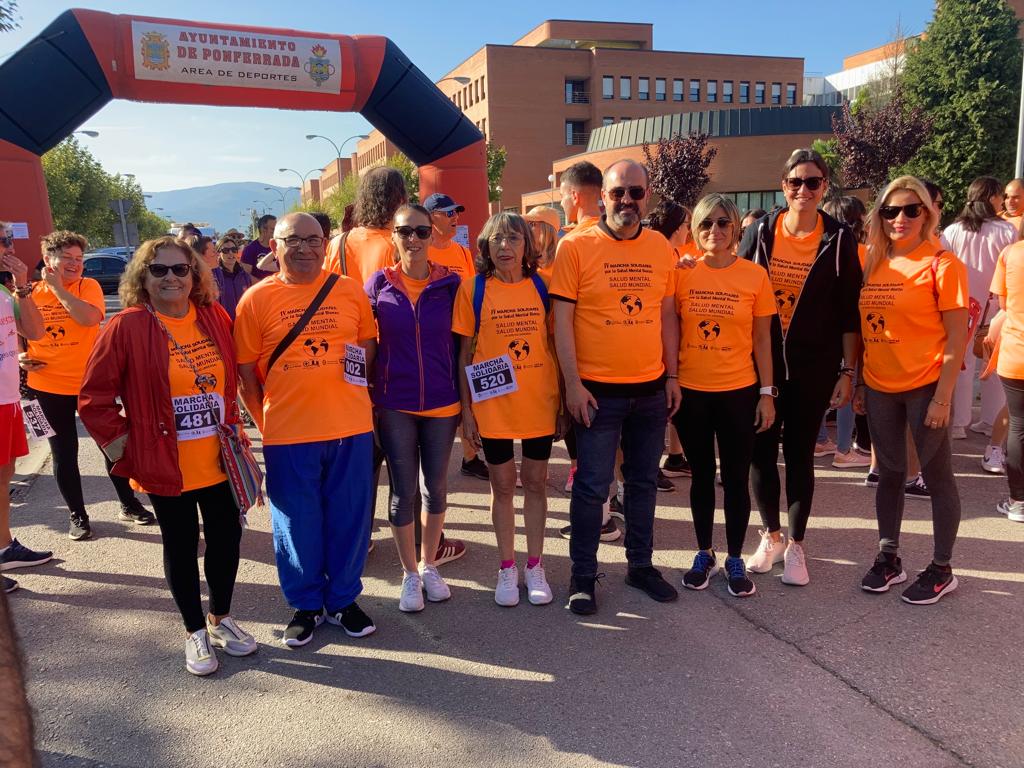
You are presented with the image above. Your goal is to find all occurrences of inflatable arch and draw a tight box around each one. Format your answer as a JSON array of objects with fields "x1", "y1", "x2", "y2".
[{"x1": 0, "y1": 9, "x2": 488, "y2": 260}]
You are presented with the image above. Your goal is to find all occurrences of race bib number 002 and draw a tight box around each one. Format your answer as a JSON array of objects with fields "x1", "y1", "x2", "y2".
[
  {"x1": 173, "y1": 393, "x2": 224, "y2": 441},
  {"x1": 465, "y1": 354, "x2": 518, "y2": 403},
  {"x1": 344, "y1": 344, "x2": 368, "y2": 387}
]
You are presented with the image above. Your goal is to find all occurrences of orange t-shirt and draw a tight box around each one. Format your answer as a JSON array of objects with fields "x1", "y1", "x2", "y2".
[
  {"x1": 549, "y1": 224, "x2": 676, "y2": 384},
  {"x1": 860, "y1": 241, "x2": 969, "y2": 393},
  {"x1": 857, "y1": 242, "x2": 867, "y2": 269},
  {"x1": 26, "y1": 279, "x2": 105, "y2": 395},
  {"x1": 675, "y1": 241, "x2": 701, "y2": 261},
  {"x1": 991, "y1": 243, "x2": 1024, "y2": 379},
  {"x1": 233, "y1": 270, "x2": 376, "y2": 445},
  {"x1": 402, "y1": 275, "x2": 429, "y2": 305},
  {"x1": 1000, "y1": 211, "x2": 1022, "y2": 233},
  {"x1": 452, "y1": 275, "x2": 558, "y2": 438},
  {"x1": 428, "y1": 241, "x2": 475, "y2": 280},
  {"x1": 325, "y1": 227, "x2": 396, "y2": 285},
  {"x1": 675, "y1": 257, "x2": 776, "y2": 391},
  {"x1": 557, "y1": 215, "x2": 600, "y2": 247},
  {"x1": 769, "y1": 214, "x2": 824, "y2": 333}
]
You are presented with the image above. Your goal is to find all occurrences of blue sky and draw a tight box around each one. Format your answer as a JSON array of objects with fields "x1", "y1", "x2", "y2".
[{"x1": 2, "y1": 1, "x2": 936, "y2": 192}]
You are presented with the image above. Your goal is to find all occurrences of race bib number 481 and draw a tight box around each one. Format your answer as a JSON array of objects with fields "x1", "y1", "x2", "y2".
[
  {"x1": 465, "y1": 354, "x2": 518, "y2": 403},
  {"x1": 173, "y1": 393, "x2": 224, "y2": 441}
]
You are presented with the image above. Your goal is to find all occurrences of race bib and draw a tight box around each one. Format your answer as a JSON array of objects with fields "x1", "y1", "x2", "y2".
[
  {"x1": 465, "y1": 354, "x2": 518, "y2": 403},
  {"x1": 173, "y1": 393, "x2": 224, "y2": 441},
  {"x1": 22, "y1": 399, "x2": 55, "y2": 440},
  {"x1": 344, "y1": 343, "x2": 368, "y2": 387}
]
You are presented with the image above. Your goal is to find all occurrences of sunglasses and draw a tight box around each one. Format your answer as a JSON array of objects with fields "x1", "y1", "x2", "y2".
[
  {"x1": 697, "y1": 217, "x2": 733, "y2": 232},
  {"x1": 879, "y1": 203, "x2": 925, "y2": 220},
  {"x1": 783, "y1": 176, "x2": 825, "y2": 191},
  {"x1": 436, "y1": 210, "x2": 459, "y2": 218},
  {"x1": 0, "y1": 236, "x2": 12, "y2": 247},
  {"x1": 606, "y1": 186, "x2": 647, "y2": 201},
  {"x1": 147, "y1": 263, "x2": 192, "y2": 278},
  {"x1": 218, "y1": 247, "x2": 239, "y2": 255},
  {"x1": 394, "y1": 225, "x2": 433, "y2": 240},
  {"x1": 281, "y1": 235, "x2": 324, "y2": 248}
]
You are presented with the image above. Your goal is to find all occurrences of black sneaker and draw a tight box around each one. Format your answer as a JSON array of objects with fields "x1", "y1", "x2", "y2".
[
  {"x1": 864, "y1": 470, "x2": 879, "y2": 487},
  {"x1": 901, "y1": 563, "x2": 958, "y2": 605},
  {"x1": 3, "y1": 575, "x2": 17, "y2": 593},
  {"x1": 327, "y1": 602, "x2": 376, "y2": 637},
  {"x1": 656, "y1": 470, "x2": 675, "y2": 492},
  {"x1": 904, "y1": 475, "x2": 930, "y2": 500},
  {"x1": 460, "y1": 456, "x2": 489, "y2": 480},
  {"x1": 283, "y1": 609, "x2": 324, "y2": 647},
  {"x1": 69, "y1": 511, "x2": 92, "y2": 541},
  {"x1": 567, "y1": 574, "x2": 600, "y2": 615},
  {"x1": 118, "y1": 498, "x2": 156, "y2": 525},
  {"x1": 608, "y1": 496, "x2": 624, "y2": 522},
  {"x1": 626, "y1": 565, "x2": 678, "y2": 602},
  {"x1": 861, "y1": 552, "x2": 908, "y2": 592},
  {"x1": 661, "y1": 454, "x2": 692, "y2": 477},
  {"x1": 0, "y1": 538, "x2": 53, "y2": 570},
  {"x1": 724, "y1": 556, "x2": 756, "y2": 598},
  {"x1": 682, "y1": 550, "x2": 719, "y2": 590},
  {"x1": 558, "y1": 518, "x2": 620, "y2": 542}
]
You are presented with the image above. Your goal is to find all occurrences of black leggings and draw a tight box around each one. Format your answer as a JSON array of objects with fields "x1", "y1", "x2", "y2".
[
  {"x1": 149, "y1": 482, "x2": 242, "y2": 633},
  {"x1": 32, "y1": 390, "x2": 136, "y2": 514},
  {"x1": 1001, "y1": 376, "x2": 1024, "y2": 500},
  {"x1": 673, "y1": 386, "x2": 758, "y2": 558},
  {"x1": 750, "y1": 371, "x2": 835, "y2": 541}
]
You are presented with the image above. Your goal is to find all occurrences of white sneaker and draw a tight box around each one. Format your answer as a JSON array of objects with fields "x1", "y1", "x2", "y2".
[
  {"x1": 399, "y1": 571, "x2": 425, "y2": 612},
  {"x1": 206, "y1": 616, "x2": 257, "y2": 657},
  {"x1": 525, "y1": 563, "x2": 553, "y2": 605},
  {"x1": 419, "y1": 563, "x2": 451, "y2": 602},
  {"x1": 813, "y1": 440, "x2": 837, "y2": 457},
  {"x1": 495, "y1": 565, "x2": 520, "y2": 607},
  {"x1": 950, "y1": 426, "x2": 967, "y2": 440},
  {"x1": 747, "y1": 529, "x2": 786, "y2": 573},
  {"x1": 564, "y1": 467, "x2": 576, "y2": 493},
  {"x1": 781, "y1": 541, "x2": 810, "y2": 586},
  {"x1": 982, "y1": 445, "x2": 1006, "y2": 474},
  {"x1": 997, "y1": 498, "x2": 1024, "y2": 522},
  {"x1": 185, "y1": 629, "x2": 218, "y2": 676},
  {"x1": 832, "y1": 449, "x2": 872, "y2": 468},
  {"x1": 970, "y1": 420, "x2": 993, "y2": 437}
]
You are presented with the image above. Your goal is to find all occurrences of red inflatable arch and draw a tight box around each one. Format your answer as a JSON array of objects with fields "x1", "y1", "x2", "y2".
[{"x1": 0, "y1": 9, "x2": 488, "y2": 260}]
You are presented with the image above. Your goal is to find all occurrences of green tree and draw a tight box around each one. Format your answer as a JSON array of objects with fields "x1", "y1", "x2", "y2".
[
  {"x1": 812, "y1": 138, "x2": 842, "y2": 199},
  {"x1": 320, "y1": 172, "x2": 360, "y2": 227},
  {"x1": 902, "y1": 0, "x2": 1022, "y2": 216},
  {"x1": 487, "y1": 143, "x2": 507, "y2": 203},
  {"x1": 389, "y1": 153, "x2": 420, "y2": 204}
]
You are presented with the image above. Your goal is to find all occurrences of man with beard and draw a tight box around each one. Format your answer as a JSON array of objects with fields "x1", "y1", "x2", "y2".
[{"x1": 549, "y1": 160, "x2": 681, "y2": 615}]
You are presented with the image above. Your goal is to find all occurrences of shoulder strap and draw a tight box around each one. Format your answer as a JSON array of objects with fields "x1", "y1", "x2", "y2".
[
  {"x1": 472, "y1": 273, "x2": 486, "y2": 337},
  {"x1": 336, "y1": 230, "x2": 351, "y2": 277},
  {"x1": 267, "y1": 273, "x2": 339, "y2": 373},
  {"x1": 530, "y1": 273, "x2": 550, "y2": 313}
]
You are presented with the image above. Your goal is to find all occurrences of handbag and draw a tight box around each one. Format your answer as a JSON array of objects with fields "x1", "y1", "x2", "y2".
[
  {"x1": 973, "y1": 294, "x2": 994, "y2": 359},
  {"x1": 146, "y1": 304, "x2": 264, "y2": 523}
]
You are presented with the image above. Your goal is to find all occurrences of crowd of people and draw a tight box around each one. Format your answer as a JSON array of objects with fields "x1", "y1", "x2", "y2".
[{"x1": 0, "y1": 147, "x2": 1020, "y2": 677}]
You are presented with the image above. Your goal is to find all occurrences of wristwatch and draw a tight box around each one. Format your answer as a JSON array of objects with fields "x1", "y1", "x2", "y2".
[{"x1": 759, "y1": 386, "x2": 779, "y2": 397}]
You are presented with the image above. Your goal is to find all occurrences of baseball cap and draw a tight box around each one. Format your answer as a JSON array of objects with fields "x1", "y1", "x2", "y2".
[
  {"x1": 523, "y1": 206, "x2": 561, "y2": 231},
  {"x1": 423, "y1": 193, "x2": 465, "y2": 213}
]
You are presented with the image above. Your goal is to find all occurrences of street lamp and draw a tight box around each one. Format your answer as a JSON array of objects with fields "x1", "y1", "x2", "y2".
[
  {"x1": 279, "y1": 167, "x2": 322, "y2": 187},
  {"x1": 74, "y1": 130, "x2": 99, "y2": 138},
  {"x1": 305, "y1": 133, "x2": 369, "y2": 163},
  {"x1": 438, "y1": 76, "x2": 471, "y2": 86}
]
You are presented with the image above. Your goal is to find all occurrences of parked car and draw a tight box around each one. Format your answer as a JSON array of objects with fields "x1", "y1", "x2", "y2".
[
  {"x1": 82, "y1": 255, "x2": 127, "y2": 294},
  {"x1": 90, "y1": 246, "x2": 133, "y2": 260}
]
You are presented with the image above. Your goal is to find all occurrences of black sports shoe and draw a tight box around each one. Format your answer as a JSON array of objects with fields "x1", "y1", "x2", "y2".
[
  {"x1": 901, "y1": 563, "x2": 958, "y2": 605},
  {"x1": 460, "y1": 456, "x2": 489, "y2": 480},
  {"x1": 861, "y1": 552, "x2": 907, "y2": 592},
  {"x1": 567, "y1": 574, "x2": 600, "y2": 615},
  {"x1": 283, "y1": 609, "x2": 324, "y2": 647},
  {"x1": 559, "y1": 518, "x2": 620, "y2": 542},
  {"x1": 3, "y1": 575, "x2": 17, "y2": 593},
  {"x1": 661, "y1": 454, "x2": 692, "y2": 477},
  {"x1": 724, "y1": 556, "x2": 756, "y2": 597},
  {"x1": 656, "y1": 470, "x2": 675, "y2": 492},
  {"x1": 118, "y1": 498, "x2": 156, "y2": 525},
  {"x1": 69, "y1": 511, "x2": 92, "y2": 541},
  {"x1": 904, "y1": 475, "x2": 930, "y2": 500},
  {"x1": 0, "y1": 538, "x2": 53, "y2": 570},
  {"x1": 625, "y1": 565, "x2": 678, "y2": 602},
  {"x1": 327, "y1": 602, "x2": 376, "y2": 637},
  {"x1": 864, "y1": 470, "x2": 879, "y2": 487},
  {"x1": 682, "y1": 550, "x2": 719, "y2": 590}
]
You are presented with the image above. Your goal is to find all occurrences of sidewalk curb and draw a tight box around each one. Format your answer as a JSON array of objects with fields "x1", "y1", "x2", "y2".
[{"x1": 11, "y1": 437, "x2": 50, "y2": 503}]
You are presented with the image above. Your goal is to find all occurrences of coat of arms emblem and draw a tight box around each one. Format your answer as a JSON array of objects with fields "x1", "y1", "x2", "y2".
[
  {"x1": 304, "y1": 44, "x2": 335, "y2": 87},
  {"x1": 140, "y1": 31, "x2": 171, "y2": 71}
]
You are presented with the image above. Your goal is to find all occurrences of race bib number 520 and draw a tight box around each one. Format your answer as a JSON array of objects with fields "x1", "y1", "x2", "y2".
[{"x1": 465, "y1": 354, "x2": 518, "y2": 403}]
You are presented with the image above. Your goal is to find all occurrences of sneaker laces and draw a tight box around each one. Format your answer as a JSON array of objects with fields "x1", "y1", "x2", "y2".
[
  {"x1": 189, "y1": 631, "x2": 210, "y2": 659},
  {"x1": 497, "y1": 566, "x2": 517, "y2": 589},
  {"x1": 756, "y1": 529, "x2": 776, "y2": 553},
  {"x1": 915, "y1": 563, "x2": 948, "y2": 588},
  {"x1": 787, "y1": 543, "x2": 806, "y2": 568},
  {"x1": 725, "y1": 557, "x2": 746, "y2": 580},
  {"x1": 908, "y1": 475, "x2": 927, "y2": 492},
  {"x1": 692, "y1": 550, "x2": 716, "y2": 572},
  {"x1": 868, "y1": 553, "x2": 895, "y2": 575},
  {"x1": 401, "y1": 573, "x2": 422, "y2": 598}
]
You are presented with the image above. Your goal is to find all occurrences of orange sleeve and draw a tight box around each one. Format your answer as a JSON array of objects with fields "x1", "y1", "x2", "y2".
[
  {"x1": 324, "y1": 234, "x2": 342, "y2": 275},
  {"x1": 81, "y1": 279, "x2": 106, "y2": 317},
  {"x1": 936, "y1": 253, "x2": 969, "y2": 312},
  {"x1": 451, "y1": 279, "x2": 476, "y2": 337},
  {"x1": 232, "y1": 292, "x2": 262, "y2": 366},
  {"x1": 753, "y1": 268, "x2": 777, "y2": 316},
  {"x1": 462, "y1": 245, "x2": 476, "y2": 277},
  {"x1": 662, "y1": 243, "x2": 676, "y2": 298},
  {"x1": 549, "y1": 239, "x2": 580, "y2": 301},
  {"x1": 991, "y1": 248, "x2": 1009, "y2": 297}
]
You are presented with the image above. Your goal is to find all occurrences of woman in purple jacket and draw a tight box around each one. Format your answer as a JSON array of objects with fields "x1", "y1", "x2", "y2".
[
  {"x1": 365, "y1": 204, "x2": 461, "y2": 614},
  {"x1": 211, "y1": 236, "x2": 253, "y2": 321}
]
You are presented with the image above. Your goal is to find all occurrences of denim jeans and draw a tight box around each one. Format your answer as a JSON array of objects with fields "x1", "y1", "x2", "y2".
[
  {"x1": 818, "y1": 402, "x2": 856, "y2": 454},
  {"x1": 569, "y1": 390, "x2": 667, "y2": 580}
]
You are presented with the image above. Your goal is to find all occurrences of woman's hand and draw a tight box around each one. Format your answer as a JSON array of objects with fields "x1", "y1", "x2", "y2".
[
  {"x1": 18, "y1": 352, "x2": 44, "y2": 372},
  {"x1": 1, "y1": 252, "x2": 27, "y2": 286},
  {"x1": 830, "y1": 374, "x2": 853, "y2": 409},
  {"x1": 461, "y1": 406, "x2": 481, "y2": 453},
  {"x1": 754, "y1": 395, "x2": 775, "y2": 433},
  {"x1": 675, "y1": 254, "x2": 697, "y2": 270},
  {"x1": 924, "y1": 398, "x2": 952, "y2": 430},
  {"x1": 852, "y1": 386, "x2": 866, "y2": 415},
  {"x1": 42, "y1": 265, "x2": 61, "y2": 292},
  {"x1": 555, "y1": 411, "x2": 572, "y2": 441}
]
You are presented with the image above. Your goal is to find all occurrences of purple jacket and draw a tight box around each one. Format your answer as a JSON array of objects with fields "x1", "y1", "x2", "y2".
[
  {"x1": 365, "y1": 264, "x2": 460, "y2": 412},
  {"x1": 213, "y1": 264, "x2": 253, "y2": 321}
]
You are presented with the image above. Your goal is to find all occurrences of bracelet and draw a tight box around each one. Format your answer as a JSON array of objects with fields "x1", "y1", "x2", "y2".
[
  {"x1": 855, "y1": 383, "x2": 866, "y2": 389},
  {"x1": 14, "y1": 283, "x2": 32, "y2": 298},
  {"x1": 665, "y1": 374, "x2": 678, "y2": 379},
  {"x1": 931, "y1": 398, "x2": 950, "y2": 407},
  {"x1": 839, "y1": 366, "x2": 856, "y2": 376}
]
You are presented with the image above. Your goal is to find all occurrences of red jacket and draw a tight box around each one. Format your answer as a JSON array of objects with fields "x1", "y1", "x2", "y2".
[{"x1": 78, "y1": 302, "x2": 240, "y2": 497}]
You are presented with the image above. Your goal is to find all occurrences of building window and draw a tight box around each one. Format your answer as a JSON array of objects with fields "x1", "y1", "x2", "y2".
[
  {"x1": 786, "y1": 82, "x2": 797, "y2": 105},
  {"x1": 690, "y1": 79, "x2": 700, "y2": 101},
  {"x1": 673, "y1": 79, "x2": 683, "y2": 102},
  {"x1": 603, "y1": 75, "x2": 614, "y2": 99},
  {"x1": 655, "y1": 78, "x2": 666, "y2": 102},
  {"x1": 723, "y1": 80, "x2": 733, "y2": 104},
  {"x1": 620, "y1": 76, "x2": 631, "y2": 100},
  {"x1": 771, "y1": 82, "x2": 781, "y2": 105},
  {"x1": 602, "y1": 116, "x2": 614, "y2": 126},
  {"x1": 475, "y1": 80, "x2": 480, "y2": 102},
  {"x1": 755, "y1": 81, "x2": 765, "y2": 104},
  {"x1": 565, "y1": 120, "x2": 587, "y2": 146},
  {"x1": 481, "y1": 117, "x2": 486, "y2": 136},
  {"x1": 565, "y1": 79, "x2": 588, "y2": 104},
  {"x1": 621, "y1": 116, "x2": 631, "y2": 121},
  {"x1": 739, "y1": 81, "x2": 750, "y2": 104},
  {"x1": 707, "y1": 80, "x2": 717, "y2": 103},
  {"x1": 480, "y1": 75, "x2": 485, "y2": 99},
  {"x1": 638, "y1": 77, "x2": 649, "y2": 101}
]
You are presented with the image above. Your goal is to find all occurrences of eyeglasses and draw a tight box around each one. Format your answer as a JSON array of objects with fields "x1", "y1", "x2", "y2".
[
  {"x1": 394, "y1": 225, "x2": 433, "y2": 240},
  {"x1": 934, "y1": 198, "x2": 944, "y2": 210},
  {"x1": 783, "y1": 176, "x2": 825, "y2": 191},
  {"x1": 605, "y1": 186, "x2": 646, "y2": 201},
  {"x1": 147, "y1": 263, "x2": 192, "y2": 278},
  {"x1": 697, "y1": 217, "x2": 733, "y2": 232},
  {"x1": 0, "y1": 236, "x2": 12, "y2": 247},
  {"x1": 281, "y1": 235, "x2": 324, "y2": 249},
  {"x1": 488, "y1": 233, "x2": 524, "y2": 246},
  {"x1": 879, "y1": 203, "x2": 925, "y2": 220},
  {"x1": 218, "y1": 247, "x2": 239, "y2": 255}
]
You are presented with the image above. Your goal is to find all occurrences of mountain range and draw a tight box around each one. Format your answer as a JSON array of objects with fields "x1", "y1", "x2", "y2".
[{"x1": 146, "y1": 182, "x2": 303, "y2": 234}]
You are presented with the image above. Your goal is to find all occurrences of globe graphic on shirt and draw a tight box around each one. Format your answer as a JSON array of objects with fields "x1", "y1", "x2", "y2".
[
  {"x1": 46, "y1": 324, "x2": 65, "y2": 341},
  {"x1": 619, "y1": 294, "x2": 643, "y2": 315},
  {"x1": 866, "y1": 313, "x2": 886, "y2": 334},
  {"x1": 774, "y1": 289, "x2": 796, "y2": 312},
  {"x1": 194, "y1": 373, "x2": 218, "y2": 391},
  {"x1": 508, "y1": 338, "x2": 530, "y2": 360},
  {"x1": 303, "y1": 337, "x2": 330, "y2": 357},
  {"x1": 698, "y1": 319, "x2": 721, "y2": 340}
]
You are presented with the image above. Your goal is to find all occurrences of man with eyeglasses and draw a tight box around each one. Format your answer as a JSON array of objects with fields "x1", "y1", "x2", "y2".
[
  {"x1": 241, "y1": 214, "x2": 276, "y2": 279},
  {"x1": 234, "y1": 212, "x2": 379, "y2": 647},
  {"x1": 550, "y1": 160, "x2": 681, "y2": 615}
]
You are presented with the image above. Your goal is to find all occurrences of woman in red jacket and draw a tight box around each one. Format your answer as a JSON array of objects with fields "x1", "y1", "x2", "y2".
[{"x1": 79, "y1": 237, "x2": 255, "y2": 677}]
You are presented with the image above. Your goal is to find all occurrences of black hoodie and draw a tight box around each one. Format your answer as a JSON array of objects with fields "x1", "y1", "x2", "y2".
[{"x1": 737, "y1": 208, "x2": 862, "y2": 384}]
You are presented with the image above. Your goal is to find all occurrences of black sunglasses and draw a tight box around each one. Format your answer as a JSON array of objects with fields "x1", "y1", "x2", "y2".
[
  {"x1": 879, "y1": 203, "x2": 925, "y2": 220},
  {"x1": 147, "y1": 263, "x2": 193, "y2": 278},
  {"x1": 784, "y1": 176, "x2": 825, "y2": 191},
  {"x1": 218, "y1": 247, "x2": 239, "y2": 254},
  {"x1": 606, "y1": 186, "x2": 646, "y2": 201},
  {"x1": 697, "y1": 217, "x2": 733, "y2": 232},
  {"x1": 394, "y1": 225, "x2": 433, "y2": 240}
]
